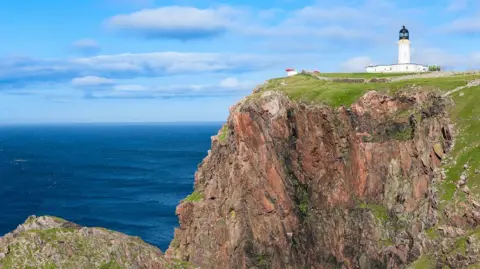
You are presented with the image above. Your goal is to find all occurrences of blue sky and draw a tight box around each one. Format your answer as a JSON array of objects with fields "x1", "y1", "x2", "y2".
[{"x1": 1, "y1": 0, "x2": 480, "y2": 123}]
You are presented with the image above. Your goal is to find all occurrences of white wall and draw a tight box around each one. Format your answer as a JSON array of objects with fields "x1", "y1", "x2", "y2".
[
  {"x1": 365, "y1": 64, "x2": 428, "y2": 73},
  {"x1": 398, "y1": 40, "x2": 411, "y2": 64},
  {"x1": 286, "y1": 71, "x2": 298, "y2": 76}
]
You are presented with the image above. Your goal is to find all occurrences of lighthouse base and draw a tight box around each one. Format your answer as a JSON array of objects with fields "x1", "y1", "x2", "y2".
[{"x1": 365, "y1": 63, "x2": 428, "y2": 73}]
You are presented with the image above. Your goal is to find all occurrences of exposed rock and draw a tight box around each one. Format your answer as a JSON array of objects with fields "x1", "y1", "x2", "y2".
[
  {"x1": 166, "y1": 90, "x2": 453, "y2": 268},
  {"x1": 438, "y1": 225, "x2": 466, "y2": 237},
  {"x1": 433, "y1": 143, "x2": 445, "y2": 159},
  {"x1": 458, "y1": 173, "x2": 468, "y2": 186},
  {"x1": 0, "y1": 216, "x2": 198, "y2": 269},
  {"x1": 462, "y1": 185, "x2": 472, "y2": 195}
]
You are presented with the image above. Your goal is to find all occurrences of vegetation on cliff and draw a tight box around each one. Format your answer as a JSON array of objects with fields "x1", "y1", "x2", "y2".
[{"x1": 0, "y1": 216, "x2": 198, "y2": 269}]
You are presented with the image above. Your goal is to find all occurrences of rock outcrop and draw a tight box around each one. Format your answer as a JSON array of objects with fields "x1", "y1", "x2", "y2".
[
  {"x1": 0, "y1": 216, "x2": 197, "y2": 269},
  {"x1": 165, "y1": 90, "x2": 456, "y2": 268}
]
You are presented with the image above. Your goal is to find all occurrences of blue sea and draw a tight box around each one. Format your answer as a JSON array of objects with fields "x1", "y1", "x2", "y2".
[{"x1": 0, "y1": 123, "x2": 221, "y2": 251}]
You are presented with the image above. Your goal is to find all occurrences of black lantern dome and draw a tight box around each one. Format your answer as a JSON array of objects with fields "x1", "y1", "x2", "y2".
[{"x1": 399, "y1": 25, "x2": 409, "y2": 40}]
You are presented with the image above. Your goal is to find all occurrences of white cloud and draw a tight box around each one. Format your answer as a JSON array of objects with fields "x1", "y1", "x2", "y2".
[
  {"x1": 444, "y1": 16, "x2": 480, "y2": 33},
  {"x1": 232, "y1": 2, "x2": 423, "y2": 43},
  {"x1": 413, "y1": 48, "x2": 480, "y2": 69},
  {"x1": 241, "y1": 25, "x2": 367, "y2": 39},
  {"x1": 102, "y1": 3, "x2": 415, "y2": 42},
  {"x1": 340, "y1": 56, "x2": 373, "y2": 72},
  {"x1": 113, "y1": 84, "x2": 147, "y2": 91},
  {"x1": 105, "y1": 6, "x2": 236, "y2": 40},
  {"x1": 447, "y1": 0, "x2": 469, "y2": 11},
  {"x1": 292, "y1": 6, "x2": 366, "y2": 22},
  {"x1": 219, "y1": 77, "x2": 240, "y2": 88},
  {"x1": 72, "y1": 39, "x2": 101, "y2": 55},
  {"x1": 72, "y1": 76, "x2": 114, "y2": 87},
  {"x1": 104, "y1": 0, "x2": 154, "y2": 6},
  {"x1": 0, "y1": 52, "x2": 278, "y2": 88},
  {"x1": 86, "y1": 77, "x2": 258, "y2": 99}
]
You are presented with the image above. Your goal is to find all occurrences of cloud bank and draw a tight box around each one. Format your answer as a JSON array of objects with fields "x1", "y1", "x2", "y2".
[
  {"x1": 105, "y1": 6, "x2": 237, "y2": 40},
  {"x1": 0, "y1": 52, "x2": 278, "y2": 89},
  {"x1": 72, "y1": 39, "x2": 101, "y2": 55}
]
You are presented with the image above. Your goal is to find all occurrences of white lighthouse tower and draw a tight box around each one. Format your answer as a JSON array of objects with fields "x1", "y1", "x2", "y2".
[
  {"x1": 365, "y1": 25, "x2": 428, "y2": 73},
  {"x1": 398, "y1": 25, "x2": 411, "y2": 64}
]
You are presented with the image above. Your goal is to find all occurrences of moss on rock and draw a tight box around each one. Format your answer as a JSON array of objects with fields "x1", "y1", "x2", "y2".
[
  {"x1": 184, "y1": 190, "x2": 203, "y2": 202},
  {"x1": 0, "y1": 216, "x2": 198, "y2": 269}
]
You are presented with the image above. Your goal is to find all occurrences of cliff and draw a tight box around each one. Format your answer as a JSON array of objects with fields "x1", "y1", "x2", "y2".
[
  {"x1": 165, "y1": 73, "x2": 480, "y2": 269},
  {"x1": 1, "y1": 72, "x2": 480, "y2": 269}
]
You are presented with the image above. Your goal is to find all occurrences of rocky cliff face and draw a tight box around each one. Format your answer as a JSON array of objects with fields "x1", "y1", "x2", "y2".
[{"x1": 165, "y1": 90, "x2": 457, "y2": 268}]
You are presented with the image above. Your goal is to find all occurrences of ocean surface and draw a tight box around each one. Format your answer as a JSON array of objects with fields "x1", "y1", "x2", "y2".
[{"x1": 0, "y1": 123, "x2": 222, "y2": 251}]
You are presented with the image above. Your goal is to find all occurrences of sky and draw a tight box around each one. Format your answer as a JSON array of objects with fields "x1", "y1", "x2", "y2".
[{"x1": 1, "y1": 0, "x2": 480, "y2": 123}]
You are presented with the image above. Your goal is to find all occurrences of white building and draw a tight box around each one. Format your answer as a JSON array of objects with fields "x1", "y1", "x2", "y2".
[
  {"x1": 286, "y1": 68, "x2": 298, "y2": 76},
  {"x1": 365, "y1": 26, "x2": 428, "y2": 73}
]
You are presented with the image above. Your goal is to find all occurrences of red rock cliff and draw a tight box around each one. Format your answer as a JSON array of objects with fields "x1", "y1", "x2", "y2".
[{"x1": 166, "y1": 90, "x2": 454, "y2": 269}]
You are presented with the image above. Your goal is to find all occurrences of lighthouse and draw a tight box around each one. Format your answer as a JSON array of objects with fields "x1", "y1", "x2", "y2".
[
  {"x1": 398, "y1": 26, "x2": 411, "y2": 64},
  {"x1": 365, "y1": 25, "x2": 428, "y2": 73}
]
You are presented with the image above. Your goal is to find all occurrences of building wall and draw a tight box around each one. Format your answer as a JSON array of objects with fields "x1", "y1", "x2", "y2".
[
  {"x1": 398, "y1": 39, "x2": 411, "y2": 64},
  {"x1": 365, "y1": 64, "x2": 428, "y2": 73},
  {"x1": 286, "y1": 71, "x2": 298, "y2": 76}
]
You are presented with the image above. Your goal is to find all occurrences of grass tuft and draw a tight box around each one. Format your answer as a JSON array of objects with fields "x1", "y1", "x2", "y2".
[
  {"x1": 218, "y1": 125, "x2": 229, "y2": 143},
  {"x1": 359, "y1": 203, "x2": 389, "y2": 223},
  {"x1": 184, "y1": 190, "x2": 203, "y2": 202}
]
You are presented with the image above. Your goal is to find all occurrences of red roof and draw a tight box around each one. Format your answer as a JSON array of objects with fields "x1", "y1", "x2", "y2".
[{"x1": 286, "y1": 68, "x2": 295, "y2": 71}]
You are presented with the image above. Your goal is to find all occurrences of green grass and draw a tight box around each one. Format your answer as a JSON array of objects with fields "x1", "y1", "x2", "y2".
[
  {"x1": 291, "y1": 173, "x2": 309, "y2": 217},
  {"x1": 408, "y1": 256, "x2": 435, "y2": 269},
  {"x1": 99, "y1": 261, "x2": 124, "y2": 269},
  {"x1": 30, "y1": 228, "x2": 76, "y2": 242},
  {"x1": 316, "y1": 72, "x2": 413, "y2": 78},
  {"x1": 387, "y1": 75, "x2": 477, "y2": 93},
  {"x1": 167, "y1": 259, "x2": 196, "y2": 269},
  {"x1": 260, "y1": 73, "x2": 480, "y2": 108},
  {"x1": 262, "y1": 75, "x2": 378, "y2": 107},
  {"x1": 43, "y1": 263, "x2": 58, "y2": 269},
  {"x1": 184, "y1": 190, "x2": 203, "y2": 202},
  {"x1": 358, "y1": 203, "x2": 389, "y2": 223},
  {"x1": 439, "y1": 86, "x2": 480, "y2": 202},
  {"x1": 425, "y1": 226, "x2": 440, "y2": 239},
  {"x1": 454, "y1": 237, "x2": 468, "y2": 255},
  {"x1": 389, "y1": 126, "x2": 414, "y2": 141},
  {"x1": 218, "y1": 125, "x2": 229, "y2": 143}
]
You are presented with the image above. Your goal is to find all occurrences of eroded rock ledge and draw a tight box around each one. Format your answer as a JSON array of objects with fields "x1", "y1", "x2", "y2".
[{"x1": 0, "y1": 216, "x2": 198, "y2": 269}]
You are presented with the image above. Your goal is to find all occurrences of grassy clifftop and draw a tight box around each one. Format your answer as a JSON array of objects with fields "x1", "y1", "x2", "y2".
[{"x1": 257, "y1": 72, "x2": 480, "y2": 107}]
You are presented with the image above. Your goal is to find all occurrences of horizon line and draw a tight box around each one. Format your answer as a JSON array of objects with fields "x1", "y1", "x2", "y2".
[{"x1": 0, "y1": 121, "x2": 227, "y2": 126}]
